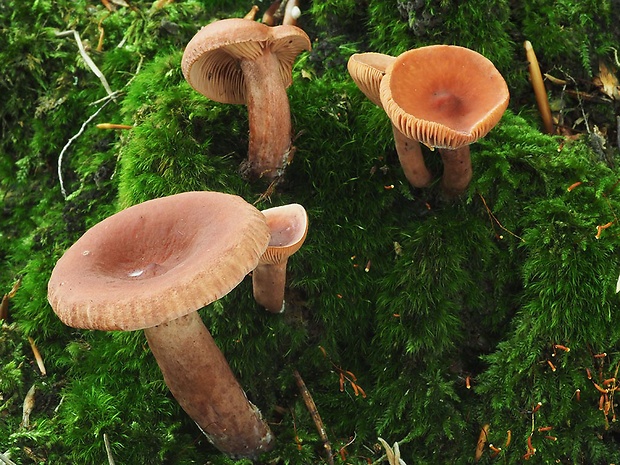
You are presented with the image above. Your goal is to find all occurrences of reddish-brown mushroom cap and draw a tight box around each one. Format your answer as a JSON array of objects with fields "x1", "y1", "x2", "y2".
[
  {"x1": 48, "y1": 191, "x2": 269, "y2": 331},
  {"x1": 347, "y1": 52, "x2": 432, "y2": 188},
  {"x1": 380, "y1": 45, "x2": 509, "y2": 149},
  {"x1": 253, "y1": 203, "x2": 308, "y2": 313},
  {"x1": 47, "y1": 191, "x2": 275, "y2": 458},
  {"x1": 380, "y1": 45, "x2": 509, "y2": 195},
  {"x1": 181, "y1": 18, "x2": 311, "y2": 180},
  {"x1": 347, "y1": 52, "x2": 395, "y2": 107}
]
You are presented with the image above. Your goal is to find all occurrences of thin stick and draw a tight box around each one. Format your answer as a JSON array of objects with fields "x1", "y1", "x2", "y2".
[
  {"x1": 293, "y1": 370, "x2": 334, "y2": 465},
  {"x1": 524, "y1": 40, "x2": 554, "y2": 134},
  {"x1": 103, "y1": 433, "x2": 116, "y2": 465},
  {"x1": 28, "y1": 337, "x2": 47, "y2": 376},
  {"x1": 56, "y1": 30, "x2": 116, "y2": 100},
  {"x1": 57, "y1": 99, "x2": 112, "y2": 198},
  {"x1": 478, "y1": 193, "x2": 525, "y2": 242}
]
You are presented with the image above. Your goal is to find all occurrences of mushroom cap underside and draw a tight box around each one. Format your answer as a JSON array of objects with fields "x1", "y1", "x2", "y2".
[
  {"x1": 380, "y1": 45, "x2": 509, "y2": 149},
  {"x1": 347, "y1": 52, "x2": 396, "y2": 107},
  {"x1": 182, "y1": 18, "x2": 311, "y2": 104},
  {"x1": 259, "y1": 203, "x2": 308, "y2": 265},
  {"x1": 48, "y1": 191, "x2": 270, "y2": 331}
]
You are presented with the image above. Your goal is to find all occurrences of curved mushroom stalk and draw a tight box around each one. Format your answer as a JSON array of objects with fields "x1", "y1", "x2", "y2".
[
  {"x1": 347, "y1": 52, "x2": 433, "y2": 188},
  {"x1": 182, "y1": 19, "x2": 311, "y2": 180},
  {"x1": 392, "y1": 124, "x2": 433, "y2": 188},
  {"x1": 380, "y1": 45, "x2": 509, "y2": 196},
  {"x1": 144, "y1": 312, "x2": 272, "y2": 458},
  {"x1": 47, "y1": 192, "x2": 274, "y2": 459},
  {"x1": 240, "y1": 51, "x2": 293, "y2": 179},
  {"x1": 253, "y1": 203, "x2": 308, "y2": 313}
]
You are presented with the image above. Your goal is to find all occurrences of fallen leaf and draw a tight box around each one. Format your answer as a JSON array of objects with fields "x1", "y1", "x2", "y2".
[{"x1": 594, "y1": 61, "x2": 620, "y2": 100}]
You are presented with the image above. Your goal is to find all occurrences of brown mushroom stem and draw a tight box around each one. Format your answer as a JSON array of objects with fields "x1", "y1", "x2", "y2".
[
  {"x1": 252, "y1": 262, "x2": 288, "y2": 313},
  {"x1": 392, "y1": 124, "x2": 433, "y2": 188},
  {"x1": 241, "y1": 53, "x2": 292, "y2": 179},
  {"x1": 262, "y1": 1, "x2": 281, "y2": 25},
  {"x1": 144, "y1": 311, "x2": 274, "y2": 458},
  {"x1": 438, "y1": 146, "x2": 472, "y2": 197}
]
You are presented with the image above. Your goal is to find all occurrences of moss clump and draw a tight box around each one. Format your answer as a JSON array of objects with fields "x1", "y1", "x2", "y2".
[{"x1": 3, "y1": 1, "x2": 620, "y2": 464}]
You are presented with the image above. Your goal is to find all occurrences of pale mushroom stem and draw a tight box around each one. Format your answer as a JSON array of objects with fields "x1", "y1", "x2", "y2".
[
  {"x1": 241, "y1": 53, "x2": 292, "y2": 180},
  {"x1": 392, "y1": 124, "x2": 433, "y2": 188},
  {"x1": 252, "y1": 261, "x2": 288, "y2": 313},
  {"x1": 438, "y1": 146, "x2": 472, "y2": 197},
  {"x1": 144, "y1": 311, "x2": 273, "y2": 458}
]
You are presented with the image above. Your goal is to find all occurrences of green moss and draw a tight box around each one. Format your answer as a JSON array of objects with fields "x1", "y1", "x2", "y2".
[{"x1": 3, "y1": 0, "x2": 620, "y2": 463}]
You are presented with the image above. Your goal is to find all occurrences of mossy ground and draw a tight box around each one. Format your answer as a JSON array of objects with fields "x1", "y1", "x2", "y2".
[{"x1": 2, "y1": 1, "x2": 620, "y2": 463}]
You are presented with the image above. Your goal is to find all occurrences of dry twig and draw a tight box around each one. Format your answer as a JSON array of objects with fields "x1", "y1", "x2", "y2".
[
  {"x1": 293, "y1": 369, "x2": 334, "y2": 465},
  {"x1": 104, "y1": 433, "x2": 116, "y2": 465},
  {"x1": 57, "y1": 99, "x2": 113, "y2": 198}
]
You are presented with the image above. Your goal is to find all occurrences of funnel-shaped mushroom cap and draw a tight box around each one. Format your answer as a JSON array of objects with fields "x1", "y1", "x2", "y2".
[
  {"x1": 181, "y1": 18, "x2": 311, "y2": 105},
  {"x1": 380, "y1": 45, "x2": 509, "y2": 149},
  {"x1": 48, "y1": 191, "x2": 270, "y2": 331},
  {"x1": 260, "y1": 203, "x2": 308, "y2": 265},
  {"x1": 347, "y1": 52, "x2": 396, "y2": 107}
]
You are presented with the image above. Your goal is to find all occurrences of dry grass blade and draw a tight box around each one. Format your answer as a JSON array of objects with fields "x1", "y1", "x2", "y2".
[
  {"x1": 0, "y1": 452, "x2": 17, "y2": 465},
  {"x1": 28, "y1": 337, "x2": 47, "y2": 376},
  {"x1": 377, "y1": 437, "x2": 407, "y2": 465},
  {"x1": 21, "y1": 384, "x2": 36, "y2": 428}
]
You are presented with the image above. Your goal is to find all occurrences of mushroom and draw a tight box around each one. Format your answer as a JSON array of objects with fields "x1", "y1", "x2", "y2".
[
  {"x1": 253, "y1": 203, "x2": 308, "y2": 313},
  {"x1": 181, "y1": 19, "x2": 311, "y2": 180},
  {"x1": 47, "y1": 191, "x2": 274, "y2": 458},
  {"x1": 282, "y1": 0, "x2": 301, "y2": 26},
  {"x1": 380, "y1": 45, "x2": 510, "y2": 196},
  {"x1": 347, "y1": 52, "x2": 433, "y2": 188}
]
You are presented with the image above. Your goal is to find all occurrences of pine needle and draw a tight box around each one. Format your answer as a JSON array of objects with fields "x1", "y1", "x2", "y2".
[{"x1": 28, "y1": 337, "x2": 47, "y2": 376}]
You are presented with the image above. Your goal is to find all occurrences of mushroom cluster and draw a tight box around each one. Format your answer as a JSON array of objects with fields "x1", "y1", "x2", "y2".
[
  {"x1": 253, "y1": 203, "x2": 308, "y2": 313},
  {"x1": 48, "y1": 191, "x2": 275, "y2": 458},
  {"x1": 348, "y1": 45, "x2": 509, "y2": 196},
  {"x1": 47, "y1": 9, "x2": 514, "y2": 462}
]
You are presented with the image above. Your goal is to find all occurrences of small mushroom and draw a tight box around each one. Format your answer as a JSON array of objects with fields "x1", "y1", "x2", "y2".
[
  {"x1": 380, "y1": 45, "x2": 509, "y2": 196},
  {"x1": 282, "y1": 0, "x2": 301, "y2": 26},
  {"x1": 181, "y1": 18, "x2": 311, "y2": 180},
  {"x1": 347, "y1": 52, "x2": 433, "y2": 188},
  {"x1": 253, "y1": 203, "x2": 308, "y2": 313},
  {"x1": 47, "y1": 191, "x2": 274, "y2": 458}
]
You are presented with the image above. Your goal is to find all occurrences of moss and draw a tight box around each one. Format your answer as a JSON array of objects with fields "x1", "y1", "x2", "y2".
[{"x1": 3, "y1": 0, "x2": 620, "y2": 463}]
